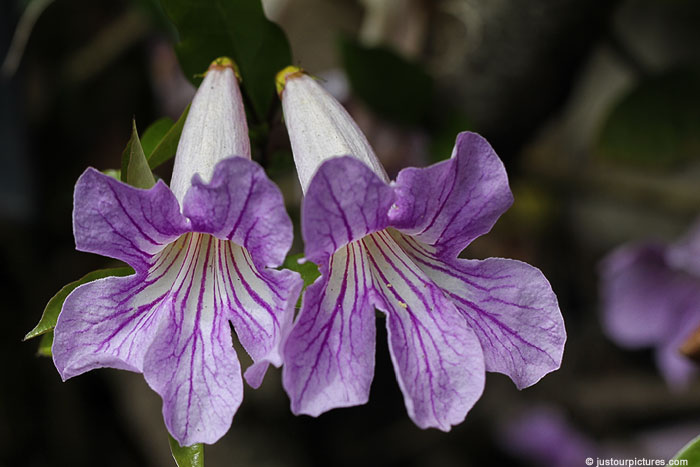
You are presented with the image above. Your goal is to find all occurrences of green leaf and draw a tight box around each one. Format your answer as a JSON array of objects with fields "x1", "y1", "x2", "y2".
[
  {"x1": 282, "y1": 253, "x2": 320, "y2": 290},
  {"x1": 121, "y1": 119, "x2": 156, "y2": 189},
  {"x1": 148, "y1": 105, "x2": 190, "y2": 170},
  {"x1": 168, "y1": 434, "x2": 204, "y2": 467},
  {"x1": 37, "y1": 331, "x2": 53, "y2": 357},
  {"x1": 597, "y1": 68, "x2": 700, "y2": 169},
  {"x1": 673, "y1": 433, "x2": 700, "y2": 466},
  {"x1": 25, "y1": 267, "x2": 134, "y2": 341},
  {"x1": 141, "y1": 116, "x2": 175, "y2": 158},
  {"x1": 340, "y1": 38, "x2": 433, "y2": 125},
  {"x1": 160, "y1": 0, "x2": 292, "y2": 121},
  {"x1": 102, "y1": 168, "x2": 122, "y2": 180}
]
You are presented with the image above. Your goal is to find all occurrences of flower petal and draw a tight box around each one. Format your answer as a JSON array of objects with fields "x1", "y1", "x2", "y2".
[
  {"x1": 363, "y1": 230, "x2": 485, "y2": 430},
  {"x1": 169, "y1": 62, "x2": 250, "y2": 203},
  {"x1": 217, "y1": 241, "x2": 302, "y2": 388},
  {"x1": 599, "y1": 244, "x2": 690, "y2": 347},
  {"x1": 389, "y1": 132, "x2": 513, "y2": 258},
  {"x1": 302, "y1": 156, "x2": 394, "y2": 264},
  {"x1": 183, "y1": 157, "x2": 293, "y2": 268},
  {"x1": 53, "y1": 234, "x2": 192, "y2": 380},
  {"x1": 667, "y1": 219, "x2": 700, "y2": 277},
  {"x1": 278, "y1": 71, "x2": 389, "y2": 191},
  {"x1": 656, "y1": 310, "x2": 700, "y2": 387},
  {"x1": 396, "y1": 233, "x2": 565, "y2": 389},
  {"x1": 73, "y1": 168, "x2": 188, "y2": 272},
  {"x1": 282, "y1": 242, "x2": 376, "y2": 415},
  {"x1": 143, "y1": 234, "x2": 242, "y2": 446}
]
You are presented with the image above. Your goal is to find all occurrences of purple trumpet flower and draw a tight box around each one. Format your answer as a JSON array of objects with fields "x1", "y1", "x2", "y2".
[
  {"x1": 600, "y1": 220, "x2": 700, "y2": 387},
  {"x1": 52, "y1": 58, "x2": 302, "y2": 446},
  {"x1": 276, "y1": 67, "x2": 566, "y2": 430}
]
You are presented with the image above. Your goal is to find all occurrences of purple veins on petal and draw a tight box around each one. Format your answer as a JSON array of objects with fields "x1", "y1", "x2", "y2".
[
  {"x1": 143, "y1": 233, "x2": 242, "y2": 446},
  {"x1": 363, "y1": 230, "x2": 485, "y2": 430},
  {"x1": 53, "y1": 234, "x2": 192, "y2": 380},
  {"x1": 389, "y1": 131, "x2": 513, "y2": 258},
  {"x1": 72, "y1": 168, "x2": 189, "y2": 272},
  {"x1": 183, "y1": 157, "x2": 293, "y2": 269},
  {"x1": 301, "y1": 156, "x2": 394, "y2": 265},
  {"x1": 55, "y1": 155, "x2": 301, "y2": 446},
  {"x1": 282, "y1": 241, "x2": 376, "y2": 416},
  {"x1": 393, "y1": 232, "x2": 564, "y2": 389},
  {"x1": 278, "y1": 68, "x2": 564, "y2": 430}
]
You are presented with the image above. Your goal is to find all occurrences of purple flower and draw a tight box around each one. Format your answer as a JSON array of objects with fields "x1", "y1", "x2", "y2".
[
  {"x1": 52, "y1": 58, "x2": 302, "y2": 446},
  {"x1": 600, "y1": 221, "x2": 700, "y2": 387},
  {"x1": 501, "y1": 407, "x2": 597, "y2": 467},
  {"x1": 276, "y1": 67, "x2": 566, "y2": 430}
]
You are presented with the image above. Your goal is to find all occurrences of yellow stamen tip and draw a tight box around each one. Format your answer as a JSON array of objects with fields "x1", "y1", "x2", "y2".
[
  {"x1": 207, "y1": 56, "x2": 241, "y2": 81},
  {"x1": 276, "y1": 65, "x2": 304, "y2": 96}
]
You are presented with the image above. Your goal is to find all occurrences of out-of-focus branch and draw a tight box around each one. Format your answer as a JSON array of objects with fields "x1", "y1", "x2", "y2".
[
  {"x1": 1, "y1": 0, "x2": 54, "y2": 78},
  {"x1": 358, "y1": 0, "x2": 427, "y2": 57},
  {"x1": 61, "y1": 7, "x2": 152, "y2": 86}
]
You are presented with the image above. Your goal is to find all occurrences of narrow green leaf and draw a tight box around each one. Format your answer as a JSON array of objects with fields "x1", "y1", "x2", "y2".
[
  {"x1": 340, "y1": 38, "x2": 433, "y2": 125},
  {"x1": 141, "y1": 116, "x2": 175, "y2": 158},
  {"x1": 37, "y1": 331, "x2": 53, "y2": 357},
  {"x1": 160, "y1": 0, "x2": 292, "y2": 121},
  {"x1": 673, "y1": 434, "x2": 700, "y2": 466},
  {"x1": 121, "y1": 119, "x2": 156, "y2": 189},
  {"x1": 24, "y1": 267, "x2": 134, "y2": 341},
  {"x1": 168, "y1": 434, "x2": 204, "y2": 467},
  {"x1": 282, "y1": 253, "x2": 320, "y2": 289},
  {"x1": 148, "y1": 104, "x2": 189, "y2": 170}
]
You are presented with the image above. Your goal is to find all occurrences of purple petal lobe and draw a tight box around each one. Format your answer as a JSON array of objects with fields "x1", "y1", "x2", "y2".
[
  {"x1": 389, "y1": 132, "x2": 513, "y2": 258},
  {"x1": 302, "y1": 156, "x2": 394, "y2": 264},
  {"x1": 668, "y1": 219, "x2": 700, "y2": 277},
  {"x1": 363, "y1": 230, "x2": 485, "y2": 430},
  {"x1": 53, "y1": 234, "x2": 197, "y2": 379},
  {"x1": 601, "y1": 242, "x2": 700, "y2": 387},
  {"x1": 143, "y1": 233, "x2": 242, "y2": 446},
  {"x1": 53, "y1": 274, "x2": 163, "y2": 380},
  {"x1": 283, "y1": 242, "x2": 376, "y2": 415},
  {"x1": 73, "y1": 168, "x2": 188, "y2": 272},
  {"x1": 217, "y1": 241, "x2": 302, "y2": 388},
  {"x1": 396, "y1": 234, "x2": 564, "y2": 389},
  {"x1": 183, "y1": 157, "x2": 293, "y2": 269},
  {"x1": 656, "y1": 309, "x2": 700, "y2": 387},
  {"x1": 600, "y1": 244, "x2": 689, "y2": 347}
]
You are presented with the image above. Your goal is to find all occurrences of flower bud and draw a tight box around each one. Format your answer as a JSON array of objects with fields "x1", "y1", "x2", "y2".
[
  {"x1": 276, "y1": 66, "x2": 388, "y2": 192},
  {"x1": 170, "y1": 57, "x2": 250, "y2": 203}
]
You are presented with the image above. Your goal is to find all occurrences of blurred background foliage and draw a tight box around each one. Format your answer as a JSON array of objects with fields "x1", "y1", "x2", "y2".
[{"x1": 1, "y1": 0, "x2": 700, "y2": 466}]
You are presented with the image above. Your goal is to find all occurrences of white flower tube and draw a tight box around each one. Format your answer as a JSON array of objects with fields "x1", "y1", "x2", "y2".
[
  {"x1": 170, "y1": 57, "x2": 251, "y2": 203},
  {"x1": 276, "y1": 66, "x2": 388, "y2": 192}
]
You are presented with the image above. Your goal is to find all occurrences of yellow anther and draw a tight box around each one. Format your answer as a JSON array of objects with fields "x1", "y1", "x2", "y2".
[
  {"x1": 275, "y1": 65, "x2": 305, "y2": 96},
  {"x1": 206, "y1": 57, "x2": 242, "y2": 82}
]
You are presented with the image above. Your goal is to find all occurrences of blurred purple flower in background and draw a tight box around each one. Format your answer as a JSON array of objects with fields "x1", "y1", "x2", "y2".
[
  {"x1": 600, "y1": 219, "x2": 700, "y2": 387},
  {"x1": 276, "y1": 67, "x2": 566, "y2": 430},
  {"x1": 501, "y1": 405, "x2": 700, "y2": 466},
  {"x1": 52, "y1": 59, "x2": 302, "y2": 446},
  {"x1": 501, "y1": 406, "x2": 597, "y2": 467}
]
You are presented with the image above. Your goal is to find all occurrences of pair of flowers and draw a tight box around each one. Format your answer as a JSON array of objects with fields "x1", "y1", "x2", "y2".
[{"x1": 52, "y1": 59, "x2": 566, "y2": 446}]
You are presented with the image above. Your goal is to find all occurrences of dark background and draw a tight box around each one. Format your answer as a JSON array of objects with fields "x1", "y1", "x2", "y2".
[{"x1": 2, "y1": 0, "x2": 700, "y2": 466}]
